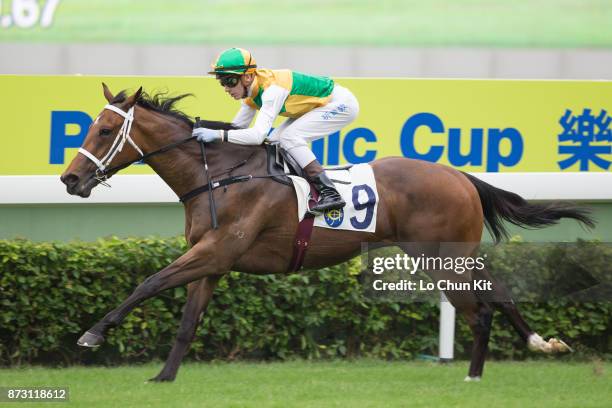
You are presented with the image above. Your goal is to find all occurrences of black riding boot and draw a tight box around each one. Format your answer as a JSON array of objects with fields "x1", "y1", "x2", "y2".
[
  {"x1": 303, "y1": 160, "x2": 345, "y2": 212},
  {"x1": 310, "y1": 172, "x2": 346, "y2": 212}
]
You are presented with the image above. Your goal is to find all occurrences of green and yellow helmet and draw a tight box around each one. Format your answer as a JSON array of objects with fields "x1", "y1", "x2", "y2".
[{"x1": 208, "y1": 48, "x2": 257, "y2": 75}]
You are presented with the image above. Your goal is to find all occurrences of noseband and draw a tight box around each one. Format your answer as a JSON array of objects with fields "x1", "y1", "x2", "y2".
[{"x1": 78, "y1": 104, "x2": 144, "y2": 184}]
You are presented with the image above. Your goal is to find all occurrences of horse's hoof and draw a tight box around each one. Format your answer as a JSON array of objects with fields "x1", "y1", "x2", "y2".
[
  {"x1": 548, "y1": 338, "x2": 573, "y2": 353},
  {"x1": 528, "y1": 333, "x2": 551, "y2": 353},
  {"x1": 147, "y1": 375, "x2": 175, "y2": 383},
  {"x1": 464, "y1": 376, "x2": 481, "y2": 382},
  {"x1": 77, "y1": 331, "x2": 105, "y2": 348}
]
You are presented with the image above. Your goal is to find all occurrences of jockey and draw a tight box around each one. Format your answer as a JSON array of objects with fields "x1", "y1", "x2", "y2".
[{"x1": 193, "y1": 47, "x2": 359, "y2": 212}]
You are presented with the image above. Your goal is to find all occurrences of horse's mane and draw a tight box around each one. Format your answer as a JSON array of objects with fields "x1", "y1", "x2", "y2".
[{"x1": 111, "y1": 89, "x2": 238, "y2": 131}]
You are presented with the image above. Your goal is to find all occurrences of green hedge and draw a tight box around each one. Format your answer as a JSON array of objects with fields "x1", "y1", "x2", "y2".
[{"x1": 0, "y1": 237, "x2": 609, "y2": 366}]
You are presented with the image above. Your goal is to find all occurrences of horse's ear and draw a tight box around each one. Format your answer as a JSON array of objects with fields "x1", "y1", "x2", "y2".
[
  {"x1": 126, "y1": 86, "x2": 143, "y2": 107},
  {"x1": 102, "y1": 82, "x2": 114, "y2": 103}
]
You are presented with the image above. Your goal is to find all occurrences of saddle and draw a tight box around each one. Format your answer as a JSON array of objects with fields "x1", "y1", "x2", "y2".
[
  {"x1": 265, "y1": 143, "x2": 299, "y2": 186},
  {"x1": 264, "y1": 143, "x2": 353, "y2": 185}
]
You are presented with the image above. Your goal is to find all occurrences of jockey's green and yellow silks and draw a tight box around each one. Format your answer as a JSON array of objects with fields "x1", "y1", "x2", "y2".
[
  {"x1": 0, "y1": 75, "x2": 610, "y2": 175},
  {"x1": 245, "y1": 69, "x2": 335, "y2": 118}
]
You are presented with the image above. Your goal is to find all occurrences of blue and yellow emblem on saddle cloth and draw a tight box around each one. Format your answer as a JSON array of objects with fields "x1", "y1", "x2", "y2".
[{"x1": 324, "y1": 208, "x2": 344, "y2": 228}]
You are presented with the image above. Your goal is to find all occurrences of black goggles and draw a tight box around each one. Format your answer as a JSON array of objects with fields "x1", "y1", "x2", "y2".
[{"x1": 218, "y1": 75, "x2": 241, "y2": 88}]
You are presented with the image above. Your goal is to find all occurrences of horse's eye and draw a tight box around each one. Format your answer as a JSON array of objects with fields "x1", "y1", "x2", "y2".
[{"x1": 99, "y1": 128, "x2": 112, "y2": 137}]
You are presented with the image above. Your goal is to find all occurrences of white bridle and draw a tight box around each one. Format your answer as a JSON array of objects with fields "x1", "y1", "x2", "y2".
[{"x1": 78, "y1": 104, "x2": 144, "y2": 175}]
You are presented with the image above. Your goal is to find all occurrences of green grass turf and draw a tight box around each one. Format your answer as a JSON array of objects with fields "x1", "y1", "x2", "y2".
[
  {"x1": 0, "y1": 360, "x2": 610, "y2": 407},
  {"x1": 1, "y1": 0, "x2": 611, "y2": 47}
]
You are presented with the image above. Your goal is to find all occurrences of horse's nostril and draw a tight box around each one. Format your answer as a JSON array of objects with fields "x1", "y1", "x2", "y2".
[{"x1": 61, "y1": 173, "x2": 79, "y2": 187}]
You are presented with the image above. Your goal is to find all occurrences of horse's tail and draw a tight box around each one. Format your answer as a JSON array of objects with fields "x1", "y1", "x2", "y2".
[{"x1": 462, "y1": 172, "x2": 596, "y2": 243}]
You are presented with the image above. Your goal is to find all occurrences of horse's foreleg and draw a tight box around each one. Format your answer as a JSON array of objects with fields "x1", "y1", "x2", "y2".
[
  {"x1": 77, "y1": 240, "x2": 228, "y2": 348},
  {"x1": 149, "y1": 275, "x2": 221, "y2": 382}
]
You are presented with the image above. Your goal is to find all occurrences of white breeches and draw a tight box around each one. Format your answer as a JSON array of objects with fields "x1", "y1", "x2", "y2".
[{"x1": 267, "y1": 85, "x2": 359, "y2": 168}]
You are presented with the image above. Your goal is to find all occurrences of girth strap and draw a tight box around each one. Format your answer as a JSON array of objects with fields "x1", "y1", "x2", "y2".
[
  {"x1": 179, "y1": 175, "x2": 252, "y2": 203},
  {"x1": 288, "y1": 184, "x2": 319, "y2": 272}
]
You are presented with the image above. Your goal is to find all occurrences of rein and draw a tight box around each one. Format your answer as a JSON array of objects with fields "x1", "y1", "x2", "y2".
[
  {"x1": 77, "y1": 104, "x2": 290, "y2": 211},
  {"x1": 78, "y1": 104, "x2": 200, "y2": 185},
  {"x1": 103, "y1": 136, "x2": 197, "y2": 177}
]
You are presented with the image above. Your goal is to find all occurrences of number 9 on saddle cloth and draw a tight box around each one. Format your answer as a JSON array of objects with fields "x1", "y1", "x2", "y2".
[{"x1": 267, "y1": 144, "x2": 379, "y2": 232}]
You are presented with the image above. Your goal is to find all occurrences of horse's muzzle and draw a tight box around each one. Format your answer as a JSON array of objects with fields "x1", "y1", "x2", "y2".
[{"x1": 60, "y1": 173, "x2": 94, "y2": 197}]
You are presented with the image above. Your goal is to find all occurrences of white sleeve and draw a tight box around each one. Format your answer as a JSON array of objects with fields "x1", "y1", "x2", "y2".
[
  {"x1": 227, "y1": 85, "x2": 288, "y2": 145},
  {"x1": 231, "y1": 102, "x2": 256, "y2": 129}
]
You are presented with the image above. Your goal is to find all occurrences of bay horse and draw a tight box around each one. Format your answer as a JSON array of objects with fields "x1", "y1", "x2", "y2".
[{"x1": 60, "y1": 84, "x2": 594, "y2": 382}]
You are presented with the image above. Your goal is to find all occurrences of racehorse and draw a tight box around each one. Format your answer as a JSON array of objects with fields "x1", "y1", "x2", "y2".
[{"x1": 60, "y1": 84, "x2": 595, "y2": 382}]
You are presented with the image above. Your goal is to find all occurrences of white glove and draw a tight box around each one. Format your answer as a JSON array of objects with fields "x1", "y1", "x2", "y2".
[{"x1": 193, "y1": 127, "x2": 222, "y2": 143}]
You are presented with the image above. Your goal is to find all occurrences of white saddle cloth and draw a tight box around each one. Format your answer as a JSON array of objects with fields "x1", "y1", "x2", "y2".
[{"x1": 289, "y1": 163, "x2": 379, "y2": 233}]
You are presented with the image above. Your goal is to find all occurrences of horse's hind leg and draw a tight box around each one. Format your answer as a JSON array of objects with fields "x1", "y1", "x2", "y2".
[
  {"x1": 149, "y1": 275, "x2": 221, "y2": 382},
  {"x1": 464, "y1": 302, "x2": 493, "y2": 381},
  {"x1": 396, "y1": 243, "x2": 494, "y2": 380},
  {"x1": 478, "y1": 267, "x2": 572, "y2": 354},
  {"x1": 442, "y1": 289, "x2": 493, "y2": 381}
]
